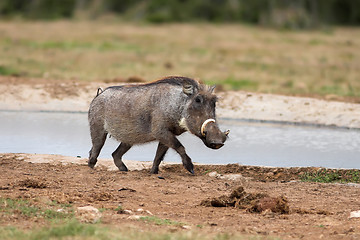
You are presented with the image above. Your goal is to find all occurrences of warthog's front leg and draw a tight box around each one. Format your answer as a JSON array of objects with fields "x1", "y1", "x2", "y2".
[
  {"x1": 157, "y1": 132, "x2": 194, "y2": 174},
  {"x1": 150, "y1": 142, "x2": 169, "y2": 174}
]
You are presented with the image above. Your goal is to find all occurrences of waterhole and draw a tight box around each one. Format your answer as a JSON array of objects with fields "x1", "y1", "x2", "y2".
[{"x1": 1, "y1": 111, "x2": 359, "y2": 169}]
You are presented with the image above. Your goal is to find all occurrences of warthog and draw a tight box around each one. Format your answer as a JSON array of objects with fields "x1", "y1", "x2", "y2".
[{"x1": 88, "y1": 76, "x2": 229, "y2": 174}]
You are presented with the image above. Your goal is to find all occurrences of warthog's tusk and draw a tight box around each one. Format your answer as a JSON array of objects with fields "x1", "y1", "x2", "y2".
[
  {"x1": 201, "y1": 119, "x2": 216, "y2": 137},
  {"x1": 224, "y1": 129, "x2": 230, "y2": 136}
]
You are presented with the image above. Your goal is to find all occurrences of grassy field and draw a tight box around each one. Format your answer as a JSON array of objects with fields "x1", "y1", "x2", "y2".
[
  {"x1": 0, "y1": 198, "x2": 265, "y2": 240},
  {"x1": 0, "y1": 21, "x2": 360, "y2": 99}
]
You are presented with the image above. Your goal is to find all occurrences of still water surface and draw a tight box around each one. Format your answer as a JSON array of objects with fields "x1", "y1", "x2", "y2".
[{"x1": 1, "y1": 111, "x2": 359, "y2": 169}]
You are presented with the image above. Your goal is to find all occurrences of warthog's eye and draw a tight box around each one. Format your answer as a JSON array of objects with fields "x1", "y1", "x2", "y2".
[
  {"x1": 211, "y1": 99, "x2": 216, "y2": 108},
  {"x1": 195, "y1": 96, "x2": 203, "y2": 104}
]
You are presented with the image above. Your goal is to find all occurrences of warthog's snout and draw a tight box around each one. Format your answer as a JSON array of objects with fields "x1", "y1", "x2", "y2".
[
  {"x1": 209, "y1": 142, "x2": 224, "y2": 149},
  {"x1": 201, "y1": 119, "x2": 229, "y2": 150}
]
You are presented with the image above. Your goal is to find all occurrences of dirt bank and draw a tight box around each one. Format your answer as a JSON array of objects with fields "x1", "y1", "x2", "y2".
[
  {"x1": 1, "y1": 76, "x2": 360, "y2": 129},
  {"x1": 0, "y1": 153, "x2": 359, "y2": 239}
]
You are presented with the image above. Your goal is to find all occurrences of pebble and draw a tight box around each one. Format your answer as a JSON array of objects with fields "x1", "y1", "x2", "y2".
[
  {"x1": 182, "y1": 225, "x2": 192, "y2": 230},
  {"x1": 136, "y1": 208, "x2": 153, "y2": 215},
  {"x1": 208, "y1": 171, "x2": 219, "y2": 177},
  {"x1": 208, "y1": 171, "x2": 243, "y2": 181},
  {"x1": 349, "y1": 210, "x2": 360, "y2": 218},
  {"x1": 76, "y1": 206, "x2": 101, "y2": 223},
  {"x1": 145, "y1": 210, "x2": 153, "y2": 215},
  {"x1": 122, "y1": 209, "x2": 133, "y2": 215},
  {"x1": 128, "y1": 215, "x2": 142, "y2": 220}
]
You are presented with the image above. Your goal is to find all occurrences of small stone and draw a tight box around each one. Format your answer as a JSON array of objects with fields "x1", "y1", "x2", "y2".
[
  {"x1": 145, "y1": 210, "x2": 153, "y2": 215},
  {"x1": 349, "y1": 210, "x2": 360, "y2": 218},
  {"x1": 76, "y1": 206, "x2": 101, "y2": 223},
  {"x1": 208, "y1": 171, "x2": 219, "y2": 178},
  {"x1": 122, "y1": 209, "x2": 133, "y2": 215},
  {"x1": 182, "y1": 225, "x2": 192, "y2": 230},
  {"x1": 219, "y1": 174, "x2": 243, "y2": 181},
  {"x1": 128, "y1": 215, "x2": 142, "y2": 220}
]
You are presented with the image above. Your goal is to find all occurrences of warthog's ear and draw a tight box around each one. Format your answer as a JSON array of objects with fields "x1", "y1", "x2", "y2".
[
  {"x1": 183, "y1": 82, "x2": 194, "y2": 95},
  {"x1": 209, "y1": 85, "x2": 216, "y2": 93}
]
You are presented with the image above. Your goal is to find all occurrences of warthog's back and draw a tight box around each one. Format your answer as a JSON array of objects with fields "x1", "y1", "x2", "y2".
[{"x1": 88, "y1": 77, "x2": 194, "y2": 145}]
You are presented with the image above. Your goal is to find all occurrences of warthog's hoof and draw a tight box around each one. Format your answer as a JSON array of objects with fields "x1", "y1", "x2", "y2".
[
  {"x1": 183, "y1": 162, "x2": 194, "y2": 175},
  {"x1": 88, "y1": 161, "x2": 96, "y2": 169},
  {"x1": 118, "y1": 166, "x2": 128, "y2": 172},
  {"x1": 150, "y1": 168, "x2": 159, "y2": 174}
]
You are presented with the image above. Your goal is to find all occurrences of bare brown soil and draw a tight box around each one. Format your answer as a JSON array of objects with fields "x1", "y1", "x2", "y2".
[{"x1": 0, "y1": 153, "x2": 359, "y2": 239}]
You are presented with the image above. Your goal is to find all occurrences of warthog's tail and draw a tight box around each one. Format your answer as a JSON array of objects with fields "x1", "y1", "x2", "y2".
[{"x1": 96, "y1": 87, "x2": 104, "y2": 96}]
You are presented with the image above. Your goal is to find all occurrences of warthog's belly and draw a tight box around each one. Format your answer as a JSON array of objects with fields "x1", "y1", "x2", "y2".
[{"x1": 104, "y1": 119, "x2": 156, "y2": 145}]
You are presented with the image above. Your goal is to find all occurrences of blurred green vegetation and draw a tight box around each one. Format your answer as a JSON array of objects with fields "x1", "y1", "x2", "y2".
[
  {"x1": 0, "y1": 198, "x2": 74, "y2": 220},
  {"x1": 1, "y1": 0, "x2": 360, "y2": 28},
  {"x1": 300, "y1": 169, "x2": 360, "y2": 183},
  {"x1": 0, "y1": 220, "x2": 269, "y2": 240},
  {"x1": 0, "y1": 21, "x2": 359, "y2": 99},
  {"x1": 206, "y1": 77, "x2": 259, "y2": 91},
  {"x1": 0, "y1": 65, "x2": 21, "y2": 76}
]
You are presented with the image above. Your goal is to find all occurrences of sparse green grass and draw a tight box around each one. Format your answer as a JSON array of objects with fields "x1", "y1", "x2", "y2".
[
  {"x1": 0, "y1": 221, "x2": 272, "y2": 240},
  {"x1": 114, "y1": 205, "x2": 123, "y2": 212},
  {"x1": 12, "y1": 39, "x2": 141, "y2": 52},
  {"x1": 206, "y1": 77, "x2": 259, "y2": 91},
  {"x1": 0, "y1": 21, "x2": 359, "y2": 99},
  {"x1": 300, "y1": 169, "x2": 360, "y2": 183},
  {"x1": 0, "y1": 65, "x2": 21, "y2": 76},
  {"x1": 0, "y1": 198, "x2": 39, "y2": 217},
  {"x1": 0, "y1": 198, "x2": 74, "y2": 220},
  {"x1": 140, "y1": 215, "x2": 185, "y2": 227},
  {"x1": 0, "y1": 220, "x2": 108, "y2": 240},
  {"x1": 49, "y1": 200, "x2": 72, "y2": 208}
]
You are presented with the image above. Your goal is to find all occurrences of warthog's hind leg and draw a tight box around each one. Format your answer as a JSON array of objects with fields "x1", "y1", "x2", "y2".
[
  {"x1": 88, "y1": 132, "x2": 107, "y2": 168},
  {"x1": 150, "y1": 142, "x2": 169, "y2": 174},
  {"x1": 112, "y1": 143, "x2": 132, "y2": 171}
]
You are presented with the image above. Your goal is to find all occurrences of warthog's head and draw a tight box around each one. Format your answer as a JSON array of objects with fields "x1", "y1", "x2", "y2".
[{"x1": 181, "y1": 80, "x2": 229, "y2": 149}]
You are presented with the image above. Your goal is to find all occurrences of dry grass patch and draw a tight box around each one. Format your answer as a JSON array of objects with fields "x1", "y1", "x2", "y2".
[{"x1": 0, "y1": 21, "x2": 359, "y2": 99}]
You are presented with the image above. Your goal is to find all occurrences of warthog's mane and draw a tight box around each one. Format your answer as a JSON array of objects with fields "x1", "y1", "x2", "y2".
[
  {"x1": 103, "y1": 76, "x2": 218, "y2": 101},
  {"x1": 106, "y1": 76, "x2": 199, "y2": 90},
  {"x1": 149, "y1": 76, "x2": 215, "y2": 94},
  {"x1": 146, "y1": 76, "x2": 199, "y2": 88}
]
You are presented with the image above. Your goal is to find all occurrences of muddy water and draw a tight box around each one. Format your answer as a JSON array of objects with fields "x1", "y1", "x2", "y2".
[{"x1": 1, "y1": 111, "x2": 359, "y2": 169}]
